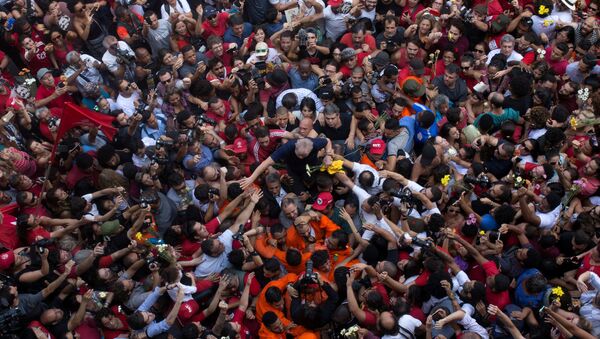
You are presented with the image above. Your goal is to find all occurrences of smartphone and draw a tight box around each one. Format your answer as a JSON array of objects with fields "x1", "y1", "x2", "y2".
[
  {"x1": 57, "y1": 82, "x2": 66, "y2": 89},
  {"x1": 432, "y1": 309, "x2": 444, "y2": 321}
]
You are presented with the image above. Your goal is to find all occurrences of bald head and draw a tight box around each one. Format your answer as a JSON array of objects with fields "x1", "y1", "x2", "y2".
[{"x1": 298, "y1": 118, "x2": 314, "y2": 137}]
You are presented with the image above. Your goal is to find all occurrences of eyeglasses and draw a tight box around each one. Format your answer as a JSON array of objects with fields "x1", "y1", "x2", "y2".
[
  {"x1": 161, "y1": 77, "x2": 172, "y2": 85},
  {"x1": 474, "y1": 49, "x2": 485, "y2": 53}
]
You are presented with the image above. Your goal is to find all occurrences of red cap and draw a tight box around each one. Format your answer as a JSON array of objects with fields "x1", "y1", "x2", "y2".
[
  {"x1": 312, "y1": 192, "x2": 333, "y2": 211},
  {"x1": 225, "y1": 137, "x2": 248, "y2": 154},
  {"x1": 0, "y1": 251, "x2": 15, "y2": 270},
  {"x1": 370, "y1": 138, "x2": 386, "y2": 155},
  {"x1": 328, "y1": 0, "x2": 343, "y2": 6}
]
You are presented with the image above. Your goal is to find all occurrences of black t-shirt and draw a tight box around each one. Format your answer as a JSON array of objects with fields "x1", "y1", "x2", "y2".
[
  {"x1": 314, "y1": 115, "x2": 351, "y2": 141},
  {"x1": 504, "y1": 95, "x2": 533, "y2": 119},
  {"x1": 47, "y1": 315, "x2": 70, "y2": 338},
  {"x1": 464, "y1": 22, "x2": 487, "y2": 49},
  {"x1": 375, "y1": 29, "x2": 405, "y2": 50}
]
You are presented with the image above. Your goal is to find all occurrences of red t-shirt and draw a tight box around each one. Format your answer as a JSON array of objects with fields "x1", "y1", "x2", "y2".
[
  {"x1": 201, "y1": 12, "x2": 230, "y2": 40},
  {"x1": 0, "y1": 214, "x2": 18, "y2": 250},
  {"x1": 544, "y1": 47, "x2": 568, "y2": 75},
  {"x1": 26, "y1": 226, "x2": 51, "y2": 244},
  {"x1": 35, "y1": 77, "x2": 74, "y2": 110},
  {"x1": 248, "y1": 129, "x2": 286, "y2": 163},
  {"x1": 23, "y1": 42, "x2": 53, "y2": 73},
  {"x1": 339, "y1": 33, "x2": 377, "y2": 51},
  {"x1": 204, "y1": 43, "x2": 235, "y2": 67}
]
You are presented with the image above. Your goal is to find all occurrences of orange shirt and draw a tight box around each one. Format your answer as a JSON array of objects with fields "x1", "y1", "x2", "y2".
[
  {"x1": 360, "y1": 154, "x2": 378, "y2": 170},
  {"x1": 255, "y1": 235, "x2": 312, "y2": 274},
  {"x1": 256, "y1": 273, "x2": 298, "y2": 321},
  {"x1": 286, "y1": 215, "x2": 341, "y2": 251}
]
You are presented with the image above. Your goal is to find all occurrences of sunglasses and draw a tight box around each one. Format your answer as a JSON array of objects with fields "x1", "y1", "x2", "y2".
[
  {"x1": 474, "y1": 49, "x2": 485, "y2": 53},
  {"x1": 256, "y1": 49, "x2": 268, "y2": 54},
  {"x1": 207, "y1": 14, "x2": 216, "y2": 20},
  {"x1": 461, "y1": 66, "x2": 470, "y2": 71},
  {"x1": 161, "y1": 77, "x2": 172, "y2": 85}
]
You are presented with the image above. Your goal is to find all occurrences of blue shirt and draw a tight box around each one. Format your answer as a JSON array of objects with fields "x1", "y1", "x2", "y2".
[
  {"x1": 183, "y1": 145, "x2": 213, "y2": 173},
  {"x1": 137, "y1": 287, "x2": 172, "y2": 338},
  {"x1": 289, "y1": 68, "x2": 319, "y2": 91},
  {"x1": 223, "y1": 23, "x2": 253, "y2": 47},
  {"x1": 399, "y1": 103, "x2": 438, "y2": 148}
]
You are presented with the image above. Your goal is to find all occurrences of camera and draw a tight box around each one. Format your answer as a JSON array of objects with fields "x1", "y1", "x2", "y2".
[
  {"x1": 47, "y1": 117, "x2": 60, "y2": 129},
  {"x1": 198, "y1": 114, "x2": 216, "y2": 126},
  {"x1": 151, "y1": 155, "x2": 169, "y2": 165},
  {"x1": 155, "y1": 139, "x2": 173, "y2": 150},
  {"x1": 464, "y1": 175, "x2": 491, "y2": 189},
  {"x1": 0, "y1": 307, "x2": 25, "y2": 335},
  {"x1": 115, "y1": 47, "x2": 135, "y2": 65},
  {"x1": 298, "y1": 29, "x2": 308, "y2": 47},
  {"x1": 301, "y1": 260, "x2": 317, "y2": 284},
  {"x1": 33, "y1": 238, "x2": 54, "y2": 253},
  {"x1": 320, "y1": 76, "x2": 332, "y2": 86},
  {"x1": 231, "y1": 224, "x2": 245, "y2": 241},
  {"x1": 250, "y1": 68, "x2": 265, "y2": 90},
  {"x1": 412, "y1": 237, "x2": 433, "y2": 249}
]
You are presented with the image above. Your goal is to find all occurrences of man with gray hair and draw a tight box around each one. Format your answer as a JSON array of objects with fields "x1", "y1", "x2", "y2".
[
  {"x1": 64, "y1": 51, "x2": 103, "y2": 92},
  {"x1": 241, "y1": 137, "x2": 334, "y2": 194},
  {"x1": 487, "y1": 34, "x2": 523, "y2": 64}
]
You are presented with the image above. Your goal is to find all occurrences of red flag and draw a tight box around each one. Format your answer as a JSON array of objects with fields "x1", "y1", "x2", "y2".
[{"x1": 55, "y1": 102, "x2": 117, "y2": 141}]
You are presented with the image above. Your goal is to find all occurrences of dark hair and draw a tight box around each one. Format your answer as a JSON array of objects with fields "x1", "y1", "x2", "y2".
[
  {"x1": 75, "y1": 153, "x2": 94, "y2": 170},
  {"x1": 263, "y1": 311, "x2": 279, "y2": 326},
  {"x1": 285, "y1": 248, "x2": 302, "y2": 266}
]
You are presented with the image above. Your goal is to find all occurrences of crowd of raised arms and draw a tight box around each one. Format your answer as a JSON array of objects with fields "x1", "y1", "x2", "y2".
[{"x1": 1, "y1": 0, "x2": 600, "y2": 337}]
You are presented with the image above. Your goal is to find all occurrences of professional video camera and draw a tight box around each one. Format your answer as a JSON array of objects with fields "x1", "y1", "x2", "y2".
[
  {"x1": 300, "y1": 260, "x2": 317, "y2": 285},
  {"x1": 411, "y1": 237, "x2": 434, "y2": 249},
  {"x1": 464, "y1": 174, "x2": 491, "y2": 189},
  {"x1": 115, "y1": 46, "x2": 135, "y2": 65},
  {"x1": 155, "y1": 139, "x2": 174, "y2": 150}
]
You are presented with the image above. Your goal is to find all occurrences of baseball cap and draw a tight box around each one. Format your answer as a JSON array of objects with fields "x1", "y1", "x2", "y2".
[
  {"x1": 204, "y1": 6, "x2": 218, "y2": 18},
  {"x1": 225, "y1": 137, "x2": 248, "y2": 154},
  {"x1": 328, "y1": 0, "x2": 343, "y2": 7},
  {"x1": 409, "y1": 59, "x2": 425, "y2": 76},
  {"x1": 370, "y1": 138, "x2": 386, "y2": 155},
  {"x1": 0, "y1": 250, "x2": 15, "y2": 270},
  {"x1": 402, "y1": 78, "x2": 425, "y2": 98},
  {"x1": 36, "y1": 68, "x2": 52, "y2": 81},
  {"x1": 420, "y1": 143, "x2": 436, "y2": 166},
  {"x1": 341, "y1": 48, "x2": 356, "y2": 62},
  {"x1": 319, "y1": 86, "x2": 335, "y2": 100},
  {"x1": 372, "y1": 51, "x2": 390, "y2": 68},
  {"x1": 255, "y1": 42, "x2": 269, "y2": 57},
  {"x1": 312, "y1": 192, "x2": 333, "y2": 211},
  {"x1": 490, "y1": 14, "x2": 510, "y2": 34}
]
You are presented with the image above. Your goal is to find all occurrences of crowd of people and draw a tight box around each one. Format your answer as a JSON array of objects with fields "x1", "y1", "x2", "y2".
[{"x1": 1, "y1": 0, "x2": 600, "y2": 337}]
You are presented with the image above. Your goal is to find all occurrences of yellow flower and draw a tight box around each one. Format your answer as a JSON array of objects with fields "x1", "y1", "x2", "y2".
[
  {"x1": 570, "y1": 116, "x2": 578, "y2": 130},
  {"x1": 320, "y1": 160, "x2": 344, "y2": 175},
  {"x1": 441, "y1": 174, "x2": 451, "y2": 187},
  {"x1": 479, "y1": 230, "x2": 486, "y2": 236},
  {"x1": 552, "y1": 286, "x2": 564, "y2": 297},
  {"x1": 539, "y1": 5, "x2": 550, "y2": 15},
  {"x1": 135, "y1": 232, "x2": 143, "y2": 241},
  {"x1": 543, "y1": 19, "x2": 554, "y2": 27}
]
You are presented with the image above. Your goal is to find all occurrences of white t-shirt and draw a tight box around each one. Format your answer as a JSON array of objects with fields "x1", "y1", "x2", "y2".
[
  {"x1": 351, "y1": 162, "x2": 382, "y2": 195},
  {"x1": 276, "y1": 88, "x2": 324, "y2": 113},
  {"x1": 486, "y1": 49, "x2": 523, "y2": 65},
  {"x1": 536, "y1": 204, "x2": 562, "y2": 229},
  {"x1": 323, "y1": 5, "x2": 350, "y2": 41},
  {"x1": 194, "y1": 229, "x2": 234, "y2": 277},
  {"x1": 160, "y1": 0, "x2": 191, "y2": 19},
  {"x1": 116, "y1": 92, "x2": 140, "y2": 117},
  {"x1": 382, "y1": 314, "x2": 422, "y2": 339},
  {"x1": 528, "y1": 128, "x2": 547, "y2": 140},
  {"x1": 102, "y1": 41, "x2": 135, "y2": 74},
  {"x1": 82, "y1": 193, "x2": 100, "y2": 221},
  {"x1": 246, "y1": 48, "x2": 282, "y2": 66}
]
